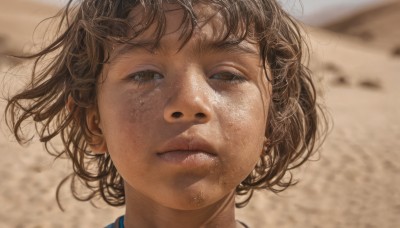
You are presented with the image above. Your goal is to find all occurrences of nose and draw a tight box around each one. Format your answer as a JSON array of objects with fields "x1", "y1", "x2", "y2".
[{"x1": 163, "y1": 78, "x2": 212, "y2": 124}]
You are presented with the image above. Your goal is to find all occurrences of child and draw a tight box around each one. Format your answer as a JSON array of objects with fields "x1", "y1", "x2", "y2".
[{"x1": 5, "y1": 0, "x2": 326, "y2": 227}]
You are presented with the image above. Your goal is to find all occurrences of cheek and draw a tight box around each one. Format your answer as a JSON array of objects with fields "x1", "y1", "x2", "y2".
[
  {"x1": 125, "y1": 90, "x2": 163, "y2": 124},
  {"x1": 218, "y1": 89, "x2": 268, "y2": 144},
  {"x1": 216, "y1": 89, "x2": 269, "y2": 182},
  {"x1": 97, "y1": 87, "x2": 167, "y2": 182},
  {"x1": 97, "y1": 87, "x2": 163, "y2": 154}
]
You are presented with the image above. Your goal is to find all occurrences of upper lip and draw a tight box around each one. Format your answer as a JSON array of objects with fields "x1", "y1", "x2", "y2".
[{"x1": 157, "y1": 135, "x2": 217, "y2": 155}]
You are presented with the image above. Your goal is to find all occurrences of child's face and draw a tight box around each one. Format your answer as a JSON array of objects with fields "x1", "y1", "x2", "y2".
[{"x1": 94, "y1": 3, "x2": 271, "y2": 210}]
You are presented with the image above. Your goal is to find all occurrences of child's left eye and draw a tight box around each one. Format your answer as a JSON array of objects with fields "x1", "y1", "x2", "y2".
[{"x1": 209, "y1": 72, "x2": 247, "y2": 83}]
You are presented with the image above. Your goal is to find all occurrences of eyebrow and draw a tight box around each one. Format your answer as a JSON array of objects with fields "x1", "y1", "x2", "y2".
[
  {"x1": 110, "y1": 38, "x2": 259, "y2": 61},
  {"x1": 193, "y1": 38, "x2": 259, "y2": 56}
]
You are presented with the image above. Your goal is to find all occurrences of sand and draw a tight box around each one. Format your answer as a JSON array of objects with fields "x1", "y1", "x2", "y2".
[
  {"x1": 324, "y1": 1, "x2": 400, "y2": 53},
  {"x1": 1, "y1": 0, "x2": 399, "y2": 227}
]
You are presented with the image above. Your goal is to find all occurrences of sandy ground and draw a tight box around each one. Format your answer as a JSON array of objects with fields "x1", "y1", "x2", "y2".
[{"x1": 1, "y1": 0, "x2": 399, "y2": 227}]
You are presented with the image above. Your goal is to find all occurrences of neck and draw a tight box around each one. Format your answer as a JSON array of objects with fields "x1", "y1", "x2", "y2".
[{"x1": 123, "y1": 184, "x2": 238, "y2": 228}]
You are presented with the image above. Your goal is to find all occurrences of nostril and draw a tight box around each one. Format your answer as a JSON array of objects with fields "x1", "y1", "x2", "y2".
[
  {"x1": 195, "y1": 113, "x2": 206, "y2": 119},
  {"x1": 171, "y1": 112, "x2": 183, "y2": 118}
]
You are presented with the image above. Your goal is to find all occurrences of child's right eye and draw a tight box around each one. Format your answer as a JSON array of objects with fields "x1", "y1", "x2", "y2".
[{"x1": 127, "y1": 70, "x2": 164, "y2": 85}]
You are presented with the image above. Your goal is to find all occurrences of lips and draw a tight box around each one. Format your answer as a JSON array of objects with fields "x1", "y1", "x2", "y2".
[
  {"x1": 157, "y1": 136, "x2": 217, "y2": 156},
  {"x1": 156, "y1": 136, "x2": 217, "y2": 166}
]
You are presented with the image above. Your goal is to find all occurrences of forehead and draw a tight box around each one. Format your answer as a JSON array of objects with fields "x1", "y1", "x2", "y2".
[{"x1": 110, "y1": 2, "x2": 258, "y2": 57}]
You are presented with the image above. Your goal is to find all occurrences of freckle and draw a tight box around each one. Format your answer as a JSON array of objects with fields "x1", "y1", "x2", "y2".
[{"x1": 192, "y1": 191, "x2": 205, "y2": 207}]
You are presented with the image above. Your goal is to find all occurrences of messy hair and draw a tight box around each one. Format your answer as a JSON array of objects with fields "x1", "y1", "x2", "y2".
[{"x1": 5, "y1": 0, "x2": 326, "y2": 208}]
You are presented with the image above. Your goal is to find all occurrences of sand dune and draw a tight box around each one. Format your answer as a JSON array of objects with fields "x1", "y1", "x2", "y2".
[
  {"x1": 324, "y1": 1, "x2": 400, "y2": 54},
  {"x1": 1, "y1": 1, "x2": 400, "y2": 227}
]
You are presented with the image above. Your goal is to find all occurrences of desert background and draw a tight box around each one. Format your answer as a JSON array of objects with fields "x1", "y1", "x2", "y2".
[{"x1": 1, "y1": 0, "x2": 399, "y2": 227}]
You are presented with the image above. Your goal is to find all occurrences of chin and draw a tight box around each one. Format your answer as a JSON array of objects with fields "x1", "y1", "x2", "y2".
[
  {"x1": 167, "y1": 191, "x2": 212, "y2": 210},
  {"x1": 159, "y1": 186, "x2": 229, "y2": 211}
]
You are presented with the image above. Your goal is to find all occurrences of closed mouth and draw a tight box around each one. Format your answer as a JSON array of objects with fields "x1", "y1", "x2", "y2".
[
  {"x1": 157, "y1": 135, "x2": 217, "y2": 156},
  {"x1": 156, "y1": 136, "x2": 218, "y2": 166}
]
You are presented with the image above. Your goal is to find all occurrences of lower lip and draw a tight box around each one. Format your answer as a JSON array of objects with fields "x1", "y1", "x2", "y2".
[{"x1": 157, "y1": 150, "x2": 216, "y2": 167}]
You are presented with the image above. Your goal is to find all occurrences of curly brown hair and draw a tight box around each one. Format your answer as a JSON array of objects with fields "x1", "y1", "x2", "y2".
[{"x1": 5, "y1": 0, "x2": 327, "y2": 209}]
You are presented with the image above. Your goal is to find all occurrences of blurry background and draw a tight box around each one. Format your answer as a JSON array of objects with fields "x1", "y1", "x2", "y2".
[{"x1": 1, "y1": 0, "x2": 399, "y2": 227}]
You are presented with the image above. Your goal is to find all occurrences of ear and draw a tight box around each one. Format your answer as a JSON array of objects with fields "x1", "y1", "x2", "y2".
[
  {"x1": 86, "y1": 107, "x2": 108, "y2": 154},
  {"x1": 67, "y1": 95, "x2": 108, "y2": 154},
  {"x1": 261, "y1": 136, "x2": 270, "y2": 156}
]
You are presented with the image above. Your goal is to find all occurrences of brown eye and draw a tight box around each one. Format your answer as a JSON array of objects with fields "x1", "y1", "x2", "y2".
[
  {"x1": 128, "y1": 70, "x2": 163, "y2": 84},
  {"x1": 210, "y1": 72, "x2": 246, "y2": 84}
]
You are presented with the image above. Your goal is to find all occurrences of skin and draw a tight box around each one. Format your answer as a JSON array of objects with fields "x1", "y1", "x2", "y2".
[{"x1": 87, "y1": 3, "x2": 271, "y2": 228}]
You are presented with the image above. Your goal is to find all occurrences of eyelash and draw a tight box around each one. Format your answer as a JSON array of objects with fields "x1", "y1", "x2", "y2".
[
  {"x1": 126, "y1": 70, "x2": 247, "y2": 85},
  {"x1": 209, "y1": 71, "x2": 247, "y2": 84},
  {"x1": 127, "y1": 70, "x2": 163, "y2": 86}
]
